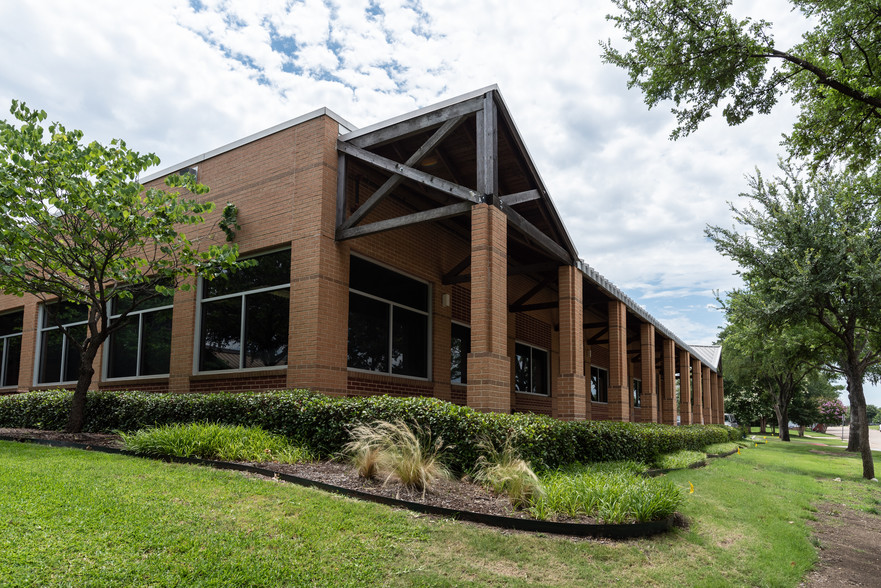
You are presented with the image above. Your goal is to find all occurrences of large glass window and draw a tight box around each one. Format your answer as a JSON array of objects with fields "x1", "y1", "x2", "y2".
[
  {"x1": 591, "y1": 366, "x2": 608, "y2": 403},
  {"x1": 38, "y1": 302, "x2": 88, "y2": 384},
  {"x1": 347, "y1": 256, "x2": 429, "y2": 378},
  {"x1": 199, "y1": 250, "x2": 291, "y2": 372},
  {"x1": 633, "y1": 378, "x2": 642, "y2": 407},
  {"x1": 0, "y1": 311, "x2": 23, "y2": 387},
  {"x1": 106, "y1": 294, "x2": 173, "y2": 379},
  {"x1": 514, "y1": 342, "x2": 548, "y2": 395},
  {"x1": 451, "y1": 322, "x2": 470, "y2": 384}
]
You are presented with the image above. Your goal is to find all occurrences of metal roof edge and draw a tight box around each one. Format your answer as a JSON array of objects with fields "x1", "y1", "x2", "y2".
[
  {"x1": 141, "y1": 107, "x2": 357, "y2": 184},
  {"x1": 575, "y1": 260, "x2": 719, "y2": 372},
  {"x1": 338, "y1": 84, "x2": 500, "y2": 142}
]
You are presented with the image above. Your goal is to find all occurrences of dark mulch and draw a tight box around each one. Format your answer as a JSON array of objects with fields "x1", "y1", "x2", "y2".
[{"x1": 802, "y1": 503, "x2": 881, "y2": 587}]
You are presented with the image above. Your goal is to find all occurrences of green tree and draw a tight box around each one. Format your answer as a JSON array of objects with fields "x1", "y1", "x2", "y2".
[
  {"x1": 707, "y1": 163, "x2": 881, "y2": 478},
  {"x1": 601, "y1": 0, "x2": 881, "y2": 171},
  {"x1": 719, "y1": 290, "x2": 822, "y2": 441},
  {"x1": 0, "y1": 102, "x2": 246, "y2": 433}
]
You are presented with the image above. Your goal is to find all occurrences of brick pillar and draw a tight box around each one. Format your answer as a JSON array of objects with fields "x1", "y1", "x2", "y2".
[
  {"x1": 608, "y1": 300, "x2": 629, "y2": 422},
  {"x1": 467, "y1": 203, "x2": 510, "y2": 413},
  {"x1": 692, "y1": 357, "x2": 703, "y2": 425},
  {"x1": 719, "y1": 376, "x2": 725, "y2": 421},
  {"x1": 17, "y1": 298, "x2": 39, "y2": 391},
  {"x1": 702, "y1": 365, "x2": 712, "y2": 424},
  {"x1": 640, "y1": 323, "x2": 656, "y2": 422},
  {"x1": 554, "y1": 265, "x2": 585, "y2": 420},
  {"x1": 288, "y1": 116, "x2": 349, "y2": 396},
  {"x1": 168, "y1": 283, "x2": 197, "y2": 393},
  {"x1": 661, "y1": 338, "x2": 676, "y2": 425},
  {"x1": 432, "y1": 286, "x2": 453, "y2": 403},
  {"x1": 679, "y1": 349, "x2": 692, "y2": 425},
  {"x1": 710, "y1": 372, "x2": 718, "y2": 424}
]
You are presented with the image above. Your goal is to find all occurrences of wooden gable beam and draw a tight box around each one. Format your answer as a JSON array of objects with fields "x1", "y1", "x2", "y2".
[
  {"x1": 500, "y1": 189, "x2": 541, "y2": 206},
  {"x1": 336, "y1": 201, "x2": 473, "y2": 241},
  {"x1": 509, "y1": 275, "x2": 555, "y2": 312},
  {"x1": 337, "y1": 141, "x2": 481, "y2": 205},
  {"x1": 497, "y1": 199, "x2": 573, "y2": 264},
  {"x1": 339, "y1": 115, "x2": 468, "y2": 232},
  {"x1": 442, "y1": 256, "x2": 471, "y2": 284},
  {"x1": 348, "y1": 96, "x2": 483, "y2": 149},
  {"x1": 587, "y1": 328, "x2": 609, "y2": 345}
]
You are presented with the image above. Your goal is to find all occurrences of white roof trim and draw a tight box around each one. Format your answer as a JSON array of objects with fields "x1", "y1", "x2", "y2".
[{"x1": 141, "y1": 107, "x2": 356, "y2": 184}]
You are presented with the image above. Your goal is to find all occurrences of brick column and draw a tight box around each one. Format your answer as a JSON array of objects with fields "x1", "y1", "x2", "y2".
[
  {"x1": 16, "y1": 298, "x2": 39, "y2": 391},
  {"x1": 719, "y1": 376, "x2": 725, "y2": 421},
  {"x1": 679, "y1": 349, "x2": 692, "y2": 425},
  {"x1": 168, "y1": 284, "x2": 197, "y2": 393},
  {"x1": 702, "y1": 365, "x2": 712, "y2": 424},
  {"x1": 467, "y1": 203, "x2": 510, "y2": 413},
  {"x1": 608, "y1": 300, "x2": 629, "y2": 422},
  {"x1": 692, "y1": 357, "x2": 703, "y2": 425},
  {"x1": 661, "y1": 338, "x2": 676, "y2": 425},
  {"x1": 554, "y1": 265, "x2": 585, "y2": 420},
  {"x1": 640, "y1": 323, "x2": 656, "y2": 423},
  {"x1": 288, "y1": 116, "x2": 349, "y2": 396},
  {"x1": 710, "y1": 372, "x2": 719, "y2": 423}
]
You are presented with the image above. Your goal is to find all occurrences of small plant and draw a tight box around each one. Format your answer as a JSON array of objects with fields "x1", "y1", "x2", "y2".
[
  {"x1": 653, "y1": 450, "x2": 707, "y2": 470},
  {"x1": 344, "y1": 420, "x2": 450, "y2": 494},
  {"x1": 121, "y1": 422, "x2": 312, "y2": 464},
  {"x1": 473, "y1": 436, "x2": 544, "y2": 508}
]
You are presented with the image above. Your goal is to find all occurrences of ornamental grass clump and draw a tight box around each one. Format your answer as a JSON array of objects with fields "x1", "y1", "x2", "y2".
[
  {"x1": 121, "y1": 422, "x2": 312, "y2": 464},
  {"x1": 529, "y1": 461, "x2": 682, "y2": 524},
  {"x1": 473, "y1": 437, "x2": 544, "y2": 508},
  {"x1": 344, "y1": 420, "x2": 451, "y2": 494}
]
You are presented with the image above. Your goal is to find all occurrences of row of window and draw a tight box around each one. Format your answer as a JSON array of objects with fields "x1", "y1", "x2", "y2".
[{"x1": 2, "y1": 251, "x2": 647, "y2": 405}]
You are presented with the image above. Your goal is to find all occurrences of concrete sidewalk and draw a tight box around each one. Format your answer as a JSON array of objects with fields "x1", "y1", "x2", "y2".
[{"x1": 824, "y1": 426, "x2": 881, "y2": 451}]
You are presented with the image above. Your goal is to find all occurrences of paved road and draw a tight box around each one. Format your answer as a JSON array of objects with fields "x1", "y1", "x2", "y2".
[{"x1": 824, "y1": 426, "x2": 881, "y2": 451}]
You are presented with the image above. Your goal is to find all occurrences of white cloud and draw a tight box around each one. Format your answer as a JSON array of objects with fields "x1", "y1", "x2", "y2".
[{"x1": 0, "y1": 0, "x2": 808, "y2": 346}]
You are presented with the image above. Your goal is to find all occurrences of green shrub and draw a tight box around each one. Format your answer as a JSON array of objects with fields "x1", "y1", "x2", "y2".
[
  {"x1": 653, "y1": 449, "x2": 706, "y2": 470},
  {"x1": 703, "y1": 442, "x2": 738, "y2": 455},
  {"x1": 0, "y1": 389, "x2": 733, "y2": 473},
  {"x1": 120, "y1": 422, "x2": 313, "y2": 463}
]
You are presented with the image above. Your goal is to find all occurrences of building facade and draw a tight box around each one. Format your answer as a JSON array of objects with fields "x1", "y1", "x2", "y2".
[{"x1": 0, "y1": 86, "x2": 724, "y2": 424}]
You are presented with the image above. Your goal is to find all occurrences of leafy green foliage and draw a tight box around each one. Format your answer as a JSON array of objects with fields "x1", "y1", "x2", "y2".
[
  {"x1": 0, "y1": 389, "x2": 735, "y2": 473},
  {"x1": 602, "y1": 0, "x2": 881, "y2": 171},
  {"x1": 0, "y1": 101, "x2": 247, "y2": 432},
  {"x1": 530, "y1": 462, "x2": 683, "y2": 523},
  {"x1": 120, "y1": 422, "x2": 313, "y2": 463}
]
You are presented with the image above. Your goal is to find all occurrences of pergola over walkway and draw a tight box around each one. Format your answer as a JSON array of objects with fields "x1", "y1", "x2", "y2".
[{"x1": 336, "y1": 85, "x2": 723, "y2": 424}]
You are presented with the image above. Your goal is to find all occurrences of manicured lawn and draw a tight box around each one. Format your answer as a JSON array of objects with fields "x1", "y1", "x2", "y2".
[{"x1": 2, "y1": 437, "x2": 879, "y2": 586}]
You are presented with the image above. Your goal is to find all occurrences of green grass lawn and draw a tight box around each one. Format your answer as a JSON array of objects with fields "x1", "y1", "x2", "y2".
[{"x1": 1, "y1": 438, "x2": 879, "y2": 587}]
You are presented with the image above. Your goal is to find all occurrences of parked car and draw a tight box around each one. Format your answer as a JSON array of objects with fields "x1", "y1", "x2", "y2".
[{"x1": 724, "y1": 413, "x2": 738, "y2": 427}]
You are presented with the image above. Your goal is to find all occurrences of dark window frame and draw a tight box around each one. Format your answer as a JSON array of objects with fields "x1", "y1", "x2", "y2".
[
  {"x1": 0, "y1": 310, "x2": 23, "y2": 388},
  {"x1": 633, "y1": 377, "x2": 642, "y2": 407},
  {"x1": 197, "y1": 249, "x2": 291, "y2": 373},
  {"x1": 104, "y1": 296, "x2": 174, "y2": 380},
  {"x1": 591, "y1": 365, "x2": 609, "y2": 403},
  {"x1": 514, "y1": 341, "x2": 549, "y2": 396},
  {"x1": 36, "y1": 302, "x2": 89, "y2": 385},
  {"x1": 450, "y1": 321, "x2": 470, "y2": 384},
  {"x1": 347, "y1": 255, "x2": 431, "y2": 380}
]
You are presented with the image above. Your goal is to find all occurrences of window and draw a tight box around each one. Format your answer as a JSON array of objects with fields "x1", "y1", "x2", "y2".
[
  {"x1": 198, "y1": 250, "x2": 290, "y2": 371},
  {"x1": 514, "y1": 342, "x2": 548, "y2": 395},
  {"x1": 106, "y1": 294, "x2": 173, "y2": 379},
  {"x1": 451, "y1": 322, "x2": 470, "y2": 384},
  {"x1": 0, "y1": 311, "x2": 23, "y2": 387},
  {"x1": 591, "y1": 366, "x2": 608, "y2": 403},
  {"x1": 347, "y1": 256, "x2": 429, "y2": 378},
  {"x1": 633, "y1": 378, "x2": 642, "y2": 407},
  {"x1": 38, "y1": 302, "x2": 88, "y2": 384}
]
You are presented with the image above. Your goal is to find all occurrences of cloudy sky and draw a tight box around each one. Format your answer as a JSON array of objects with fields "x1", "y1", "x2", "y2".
[{"x1": 1, "y1": 1, "x2": 872, "y2": 405}]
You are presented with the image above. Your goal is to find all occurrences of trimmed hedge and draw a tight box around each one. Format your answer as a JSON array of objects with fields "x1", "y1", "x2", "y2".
[{"x1": 0, "y1": 389, "x2": 741, "y2": 473}]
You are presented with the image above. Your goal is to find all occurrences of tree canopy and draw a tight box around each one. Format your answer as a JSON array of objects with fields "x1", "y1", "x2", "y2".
[
  {"x1": 706, "y1": 163, "x2": 881, "y2": 477},
  {"x1": 0, "y1": 101, "x2": 246, "y2": 432},
  {"x1": 602, "y1": 0, "x2": 881, "y2": 171}
]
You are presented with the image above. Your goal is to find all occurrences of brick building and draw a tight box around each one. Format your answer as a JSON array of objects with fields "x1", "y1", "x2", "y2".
[{"x1": 0, "y1": 86, "x2": 724, "y2": 424}]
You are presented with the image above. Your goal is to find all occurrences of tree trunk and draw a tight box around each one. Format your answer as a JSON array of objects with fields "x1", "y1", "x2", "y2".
[
  {"x1": 842, "y1": 361, "x2": 875, "y2": 479},
  {"x1": 774, "y1": 403, "x2": 791, "y2": 441},
  {"x1": 847, "y1": 389, "x2": 860, "y2": 452},
  {"x1": 798, "y1": 425, "x2": 805, "y2": 437},
  {"x1": 759, "y1": 417, "x2": 767, "y2": 433},
  {"x1": 65, "y1": 344, "x2": 99, "y2": 433}
]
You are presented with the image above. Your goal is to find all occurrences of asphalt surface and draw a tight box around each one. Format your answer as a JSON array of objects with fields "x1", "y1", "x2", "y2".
[{"x1": 823, "y1": 425, "x2": 881, "y2": 451}]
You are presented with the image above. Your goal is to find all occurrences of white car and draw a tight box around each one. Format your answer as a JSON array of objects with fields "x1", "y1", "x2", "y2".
[{"x1": 724, "y1": 413, "x2": 738, "y2": 427}]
